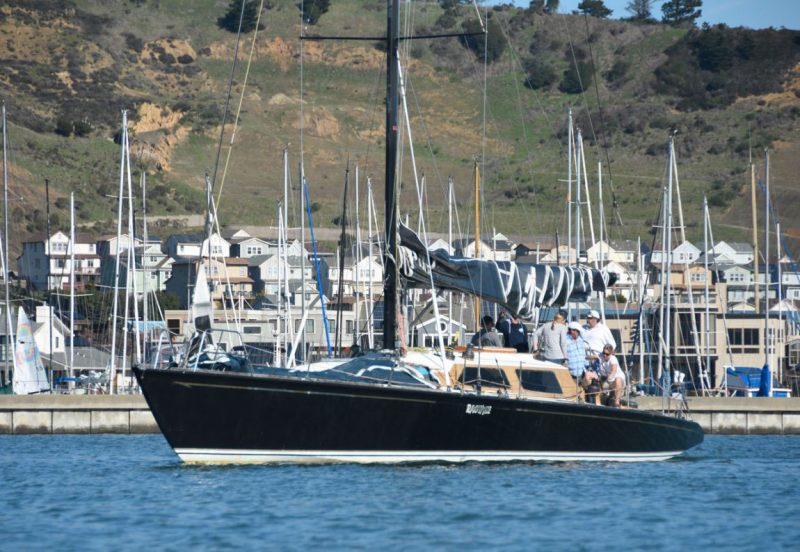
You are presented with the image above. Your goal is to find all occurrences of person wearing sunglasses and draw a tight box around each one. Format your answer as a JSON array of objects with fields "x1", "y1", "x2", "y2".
[{"x1": 600, "y1": 344, "x2": 626, "y2": 408}]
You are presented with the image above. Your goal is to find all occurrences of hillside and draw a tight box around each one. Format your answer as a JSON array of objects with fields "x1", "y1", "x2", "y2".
[{"x1": 1, "y1": 0, "x2": 799, "y2": 256}]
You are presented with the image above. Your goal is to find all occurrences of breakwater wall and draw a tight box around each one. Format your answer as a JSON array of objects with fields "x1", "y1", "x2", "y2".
[
  {"x1": 0, "y1": 395, "x2": 158, "y2": 434},
  {"x1": 2, "y1": 395, "x2": 799, "y2": 435},
  {"x1": 637, "y1": 396, "x2": 800, "y2": 435}
]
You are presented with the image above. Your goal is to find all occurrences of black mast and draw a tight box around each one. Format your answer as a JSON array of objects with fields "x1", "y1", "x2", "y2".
[{"x1": 383, "y1": 0, "x2": 400, "y2": 351}]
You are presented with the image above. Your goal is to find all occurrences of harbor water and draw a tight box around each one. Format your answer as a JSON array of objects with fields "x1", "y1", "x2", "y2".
[{"x1": 1, "y1": 435, "x2": 798, "y2": 550}]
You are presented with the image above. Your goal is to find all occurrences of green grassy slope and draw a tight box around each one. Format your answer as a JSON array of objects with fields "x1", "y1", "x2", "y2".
[{"x1": 1, "y1": 0, "x2": 798, "y2": 256}]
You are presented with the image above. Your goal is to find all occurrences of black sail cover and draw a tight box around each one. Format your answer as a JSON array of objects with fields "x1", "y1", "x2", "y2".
[{"x1": 397, "y1": 224, "x2": 617, "y2": 320}]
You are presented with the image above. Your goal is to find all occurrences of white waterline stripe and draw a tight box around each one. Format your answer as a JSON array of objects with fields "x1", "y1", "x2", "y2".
[{"x1": 174, "y1": 448, "x2": 683, "y2": 464}]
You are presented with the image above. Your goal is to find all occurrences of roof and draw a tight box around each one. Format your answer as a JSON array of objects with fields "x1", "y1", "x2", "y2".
[
  {"x1": 24, "y1": 231, "x2": 96, "y2": 244},
  {"x1": 729, "y1": 242, "x2": 753, "y2": 253},
  {"x1": 166, "y1": 232, "x2": 205, "y2": 244},
  {"x1": 247, "y1": 254, "x2": 306, "y2": 267}
]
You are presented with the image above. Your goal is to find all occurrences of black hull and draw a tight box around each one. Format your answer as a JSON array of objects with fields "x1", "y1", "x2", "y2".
[{"x1": 133, "y1": 366, "x2": 704, "y2": 463}]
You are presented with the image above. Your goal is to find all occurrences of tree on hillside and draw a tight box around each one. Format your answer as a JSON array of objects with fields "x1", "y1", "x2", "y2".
[
  {"x1": 301, "y1": 0, "x2": 330, "y2": 25},
  {"x1": 460, "y1": 17, "x2": 508, "y2": 64},
  {"x1": 218, "y1": 0, "x2": 265, "y2": 33},
  {"x1": 626, "y1": 0, "x2": 654, "y2": 21},
  {"x1": 529, "y1": 0, "x2": 546, "y2": 13},
  {"x1": 544, "y1": 0, "x2": 560, "y2": 14},
  {"x1": 662, "y1": 0, "x2": 702, "y2": 25},
  {"x1": 523, "y1": 58, "x2": 557, "y2": 90},
  {"x1": 578, "y1": 0, "x2": 612, "y2": 18},
  {"x1": 559, "y1": 60, "x2": 593, "y2": 93}
]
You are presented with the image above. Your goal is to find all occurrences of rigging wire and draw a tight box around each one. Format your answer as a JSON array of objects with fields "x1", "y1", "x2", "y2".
[
  {"x1": 214, "y1": 0, "x2": 267, "y2": 212},
  {"x1": 580, "y1": 14, "x2": 623, "y2": 228},
  {"x1": 209, "y1": 0, "x2": 248, "y2": 196}
]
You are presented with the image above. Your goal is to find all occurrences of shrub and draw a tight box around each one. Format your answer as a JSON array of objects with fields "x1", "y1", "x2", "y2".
[
  {"x1": 55, "y1": 116, "x2": 73, "y2": 137},
  {"x1": 523, "y1": 58, "x2": 557, "y2": 90},
  {"x1": 605, "y1": 59, "x2": 629, "y2": 84},
  {"x1": 73, "y1": 119, "x2": 92, "y2": 137},
  {"x1": 559, "y1": 61, "x2": 593, "y2": 94},
  {"x1": 300, "y1": 0, "x2": 330, "y2": 25},
  {"x1": 218, "y1": 0, "x2": 266, "y2": 32},
  {"x1": 459, "y1": 17, "x2": 508, "y2": 64}
]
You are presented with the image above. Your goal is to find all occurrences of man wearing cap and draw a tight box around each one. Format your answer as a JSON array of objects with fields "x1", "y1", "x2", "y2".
[
  {"x1": 583, "y1": 310, "x2": 616, "y2": 360},
  {"x1": 565, "y1": 322, "x2": 589, "y2": 379}
]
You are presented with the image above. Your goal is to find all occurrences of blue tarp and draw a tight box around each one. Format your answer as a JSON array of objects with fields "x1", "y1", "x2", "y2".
[{"x1": 757, "y1": 364, "x2": 772, "y2": 397}]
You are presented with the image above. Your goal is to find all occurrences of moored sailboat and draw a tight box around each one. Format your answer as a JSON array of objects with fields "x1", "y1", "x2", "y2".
[{"x1": 134, "y1": 0, "x2": 703, "y2": 463}]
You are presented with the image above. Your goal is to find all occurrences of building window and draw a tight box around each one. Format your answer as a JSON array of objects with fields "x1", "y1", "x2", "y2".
[
  {"x1": 243, "y1": 326, "x2": 261, "y2": 335},
  {"x1": 346, "y1": 320, "x2": 354, "y2": 334},
  {"x1": 728, "y1": 328, "x2": 759, "y2": 354},
  {"x1": 690, "y1": 272, "x2": 705, "y2": 282},
  {"x1": 327, "y1": 319, "x2": 336, "y2": 334},
  {"x1": 294, "y1": 319, "x2": 315, "y2": 333}
]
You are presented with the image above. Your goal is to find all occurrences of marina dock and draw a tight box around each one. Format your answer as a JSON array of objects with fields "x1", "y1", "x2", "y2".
[
  {"x1": 637, "y1": 397, "x2": 800, "y2": 435},
  {"x1": 1, "y1": 395, "x2": 799, "y2": 435},
  {"x1": 0, "y1": 395, "x2": 157, "y2": 434}
]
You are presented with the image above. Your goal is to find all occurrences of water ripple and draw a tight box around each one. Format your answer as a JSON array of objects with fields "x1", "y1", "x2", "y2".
[{"x1": 1, "y1": 434, "x2": 799, "y2": 550}]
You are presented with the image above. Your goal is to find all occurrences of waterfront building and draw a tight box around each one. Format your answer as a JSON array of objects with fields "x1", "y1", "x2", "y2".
[{"x1": 17, "y1": 231, "x2": 101, "y2": 290}]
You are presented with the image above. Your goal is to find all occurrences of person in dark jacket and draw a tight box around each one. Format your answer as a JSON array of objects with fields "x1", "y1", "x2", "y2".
[{"x1": 498, "y1": 312, "x2": 529, "y2": 352}]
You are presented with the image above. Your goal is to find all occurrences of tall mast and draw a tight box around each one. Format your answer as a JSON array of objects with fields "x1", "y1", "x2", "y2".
[
  {"x1": 109, "y1": 112, "x2": 127, "y2": 394},
  {"x1": 45, "y1": 177, "x2": 53, "y2": 390},
  {"x1": 473, "y1": 160, "x2": 480, "y2": 327},
  {"x1": 69, "y1": 193, "x2": 75, "y2": 380},
  {"x1": 299, "y1": 161, "x2": 307, "y2": 364},
  {"x1": 764, "y1": 148, "x2": 770, "y2": 368},
  {"x1": 703, "y1": 197, "x2": 711, "y2": 392},
  {"x1": 575, "y1": 128, "x2": 582, "y2": 268},
  {"x1": 141, "y1": 171, "x2": 149, "y2": 366},
  {"x1": 1, "y1": 103, "x2": 11, "y2": 384},
  {"x1": 664, "y1": 136, "x2": 674, "y2": 392},
  {"x1": 367, "y1": 178, "x2": 375, "y2": 349},
  {"x1": 382, "y1": 0, "x2": 400, "y2": 351},
  {"x1": 567, "y1": 109, "x2": 573, "y2": 269},
  {"x1": 354, "y1": 164, "x2": 361, "y2": 348},
  {"x1": 277, "y1": 201, "x2": 284, "y2": 366},
  {"x1": 447, "y1": 177, "x2": 453, "y2": 344},
  {"x1": 776, "y1": 220, "x2": 782, "y2": 385},
  {"x1": 750, "y1": 163, "x2": 759, "y2": 312}
]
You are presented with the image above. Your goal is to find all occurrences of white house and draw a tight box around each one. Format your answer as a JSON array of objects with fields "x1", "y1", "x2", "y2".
[
  {"x1": 705, "y1": 241, "x2": 754, "y2": 266},
  {"x1": 428, "y1": 238, "x2": 452, "y2": 254},
  {"x1": 452, "y1": 238, "x2": 493, "y2": 260},
  {"x1": 650, "y1": 240, "x2": 701, "y2": 265},
  {"x1": 541, "y1": 245, "x2": 578, "y2": 265},
  {"x1": 717, "y1": 264, "x2": 754, "y2": 305},
  {"x1": 33, "y1": 305, "x2": 72, "y2": 355},
  {"x1": 248, "y1": 254, "x2": 313, "y2": 295},
  {"x1": 18, "y1": 231, "x2": 102, "y2": 290},
  {"x1": 328, "y1": 255, "x2": 384, "y2": 297},
  {"x1": 165, "y1": 232, "x2": 231, "y2": 260},
  {"x1": 602, "y1": 261, "x2": 639, "y2": 300},
  {"x1": 96, "y1": 234, "x2": 143, "y2": 258}
]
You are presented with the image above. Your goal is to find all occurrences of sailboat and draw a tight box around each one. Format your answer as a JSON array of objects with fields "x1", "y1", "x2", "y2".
[
  {"x1": 12, "y1": 307, "x2": 50, "y2": 395},
  {"x1": 133, "y1": 0, "x2": 703, "y2": 463}
]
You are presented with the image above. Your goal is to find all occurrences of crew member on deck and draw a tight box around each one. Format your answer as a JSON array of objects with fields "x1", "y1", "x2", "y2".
[
  {"x1": 600, "y1": 344, "x2": 626, "y2": 408},
  {"x1": 532, "y1": 312, "x2": 568, "y2": 363},
  {"x1": 499, "y1": 312, "x2": 529, "y2": 352},
  {"x1": 471, "y1": 315, "x2": 503, "y2": 348},
  {"x1": 583, "y1": 310, "x2": 616, "y2": 368}
]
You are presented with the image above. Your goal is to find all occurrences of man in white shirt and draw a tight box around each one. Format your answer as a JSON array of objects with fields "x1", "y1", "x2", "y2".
[{"x1": 582, "y1": 309, "x2": 616, "y2": 357}]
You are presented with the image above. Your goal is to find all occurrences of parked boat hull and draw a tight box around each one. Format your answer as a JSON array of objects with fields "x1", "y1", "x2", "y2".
[{"x1": 133, "y1": 366, "x2": 704, "y2": 464}]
